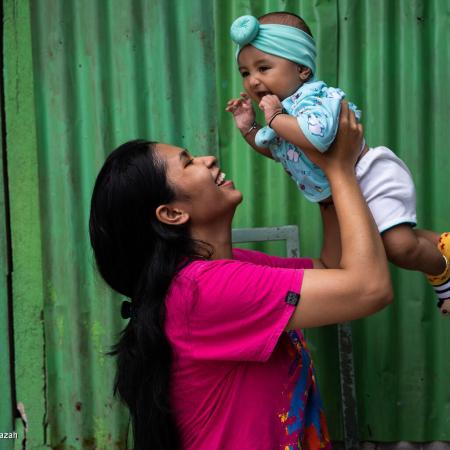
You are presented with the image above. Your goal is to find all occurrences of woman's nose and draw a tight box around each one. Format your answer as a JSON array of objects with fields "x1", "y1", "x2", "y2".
[{"x1": 201, "y1": 155, "x2": 217, "y2": 168}]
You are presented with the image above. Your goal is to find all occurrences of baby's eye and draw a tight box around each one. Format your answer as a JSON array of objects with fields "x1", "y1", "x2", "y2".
[
  {"x1": 240, "y1": 71, "x2": 249, "y2": 78},
  {"x1": 258, "y1": 66, "x2": 270, "y2": 72}
]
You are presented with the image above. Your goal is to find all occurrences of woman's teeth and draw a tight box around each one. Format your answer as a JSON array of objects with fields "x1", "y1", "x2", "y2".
[{"x1": 216, "y1": 172, "x2": 226, "y2": 186}]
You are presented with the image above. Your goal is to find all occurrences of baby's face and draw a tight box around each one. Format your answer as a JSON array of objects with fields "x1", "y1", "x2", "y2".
[{"x1": 238, "y1": 46, "x2": 303, "y2": 103}]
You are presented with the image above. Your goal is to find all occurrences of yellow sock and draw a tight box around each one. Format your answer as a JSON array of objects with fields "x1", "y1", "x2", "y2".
[
  {"x1": 438, "y1": 232, "x2": 450, "y2": 259},
  {"x1": 427, "y1": 255, "x2": 450, "y2": 285},
  {"x1": 427, "y1": 233, "x2": 450, "y2": 285}
]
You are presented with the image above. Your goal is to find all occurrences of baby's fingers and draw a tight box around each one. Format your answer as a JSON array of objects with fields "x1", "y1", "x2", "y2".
[
  {"x1": 225, "y1": 99, "x2": 241, "y2": 112},
  {"x1": 258, "y1": 99, "x2": 267, "y2": 110},
  {"x1": 226, "y1": 99, "x2": 239, "y2": 107},
  {"x1": 240, "y1": 92, "x2": 253, "y2": 104}
]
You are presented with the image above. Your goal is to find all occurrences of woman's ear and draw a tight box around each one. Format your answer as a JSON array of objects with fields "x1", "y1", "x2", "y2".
[
  {"x1": 298, "y1": 65, "x2": 311, "y2": 82},
  {"x1": 155, "y1": 204, "x2": 190, "y2": 226}
]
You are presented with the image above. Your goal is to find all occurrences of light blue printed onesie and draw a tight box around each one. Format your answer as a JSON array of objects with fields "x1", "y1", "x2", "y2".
[{"x1": 256, "y1": 80, "x2": 361, "y2": 203}]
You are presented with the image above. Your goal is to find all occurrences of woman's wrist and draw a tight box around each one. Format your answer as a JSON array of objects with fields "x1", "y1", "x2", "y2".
[
  {"x1": 326, "y1": 171, "x2": 358, "y2": 196},
  {"x1": 323, "y1": 163, "x2": 355, "y2": 182},
  {"x1": 325, "y1": 169, "x2": 358, "y2": 203}
]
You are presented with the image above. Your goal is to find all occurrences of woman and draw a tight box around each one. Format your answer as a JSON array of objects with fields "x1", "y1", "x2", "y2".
[{"x1": 89, "y1": 103, "x2": 392, "y2": 450}]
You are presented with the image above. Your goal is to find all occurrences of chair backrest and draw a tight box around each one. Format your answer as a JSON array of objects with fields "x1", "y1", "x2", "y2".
[{"x1": 232, "y1": 225, "x2": 300, "y2": 257}]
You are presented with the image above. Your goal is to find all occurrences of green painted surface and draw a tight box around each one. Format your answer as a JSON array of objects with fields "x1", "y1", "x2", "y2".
[
  {"x1": 337, "y1": 0, "x2": 450, "y2": 438},
  {"x1": 28, "y1": 0, "x2": 219, "y2": 448},
  {"x1": 4, "y1": 0, "x2": 47, "y2": 448},
  {"x1": 0, "y1": 18, "x2": 14, "y2": 449},
  {"x1": 2, "y1": 0, "x2": 450, "y2": 448}
]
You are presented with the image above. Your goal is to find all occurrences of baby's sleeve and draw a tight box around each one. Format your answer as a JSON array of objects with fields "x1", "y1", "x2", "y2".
[{"x1": 292, "y1": 85, "x2": 345, "y2": 153}]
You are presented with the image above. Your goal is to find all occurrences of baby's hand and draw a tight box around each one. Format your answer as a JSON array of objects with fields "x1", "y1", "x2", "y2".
[
  {"x1": 259, "y1": 95, "x2": 283, "y2": 124},
  {"x1": 225, "y1": 92, "x2": 255, "y2": 133}
]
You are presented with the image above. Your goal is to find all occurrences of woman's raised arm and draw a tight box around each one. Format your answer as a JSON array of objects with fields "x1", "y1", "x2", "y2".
[{"x1": 286, "y1": 103, "x2": 393, "y2": 329}]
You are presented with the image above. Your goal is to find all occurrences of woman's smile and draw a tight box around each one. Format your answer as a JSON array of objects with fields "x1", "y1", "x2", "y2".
[{"x1": 220, "y1": 180, "x2": 234, "y2": 188}]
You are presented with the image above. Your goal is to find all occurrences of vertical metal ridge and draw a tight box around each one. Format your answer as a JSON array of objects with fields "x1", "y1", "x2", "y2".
[{"x1": 0, "y1": 0, "x2": 16, "y2": 444}]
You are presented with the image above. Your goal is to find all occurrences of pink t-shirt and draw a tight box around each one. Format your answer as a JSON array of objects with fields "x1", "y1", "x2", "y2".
[{"x1": 165, "y1": 248, "x2": 331, "y2": 450}]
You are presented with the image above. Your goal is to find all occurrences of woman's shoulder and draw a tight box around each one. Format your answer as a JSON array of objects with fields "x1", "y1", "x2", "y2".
[
  {"x1": 232, "y1": 247, "x2": 275, "y2": 265},
  {"x1": 176, "y1": 252, "x2": 258, "y2": 282},
  {"x1": 169, "y1": 251, "x2": 272, "y2": 294},
  {"x1": 175, "y1": 250, "x2": 312, "y2": 284},
  {"x1": 167, "y1": 256, "x2": 262, "y2": 309}
]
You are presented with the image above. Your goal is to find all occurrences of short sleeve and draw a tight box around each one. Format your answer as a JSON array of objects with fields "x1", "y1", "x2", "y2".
[
  {"x1": 294, "y1": 89, "x2": 343, "y2": 153},
  {"x1": 186, "y1": 260, "x2": 305, "y2": 362}
]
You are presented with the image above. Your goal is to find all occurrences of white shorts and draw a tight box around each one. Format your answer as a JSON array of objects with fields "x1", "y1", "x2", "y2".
[{"x1": 355, "y1": 146, "x2": 417, "y2": 233}]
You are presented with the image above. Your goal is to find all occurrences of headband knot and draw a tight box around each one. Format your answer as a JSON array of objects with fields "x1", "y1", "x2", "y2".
[
  {"x1": 230, "y1": 15, "x2": 317, "y2": 78},
  {"x1": 230, "y1": 15, "x2": 259, "y2": 46}
]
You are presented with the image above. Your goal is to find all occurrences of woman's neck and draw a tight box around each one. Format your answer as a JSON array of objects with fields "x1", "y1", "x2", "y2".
[{"x1": 191, "y1": 222, "x2": 233, "y2": 260}]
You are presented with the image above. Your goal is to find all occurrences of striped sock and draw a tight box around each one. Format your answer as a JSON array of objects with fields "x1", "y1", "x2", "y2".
[
  {"x1": 427, "y1": 232, "x2": 450, "y2": 315},
  {"x1": 434, "y1": 278, "x2": 450, "y2": 308}
]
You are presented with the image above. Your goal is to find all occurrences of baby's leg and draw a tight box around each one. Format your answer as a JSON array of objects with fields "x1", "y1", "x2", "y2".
[
  {"x1": 414, "y1": 229, "x2": 440, "y2": 246},
  {"x1": 381, "y1": 224, "x2": 444, "y2": 274},
  {"x1": 382, "y1": 226, "x2": 450, "y2": 315}
]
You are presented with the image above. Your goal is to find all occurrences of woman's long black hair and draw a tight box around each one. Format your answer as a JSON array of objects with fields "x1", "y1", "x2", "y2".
[{"x1": 89, "y1": 140, "x2": 210, "y2": 449}]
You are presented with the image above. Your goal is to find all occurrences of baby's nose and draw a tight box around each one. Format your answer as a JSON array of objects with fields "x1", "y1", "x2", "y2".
[{"x1": 248, "y1": 75, "x2": 260, "y2": 87}]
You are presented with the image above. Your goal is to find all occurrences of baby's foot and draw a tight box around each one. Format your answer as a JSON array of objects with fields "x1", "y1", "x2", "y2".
[
  {"x1": 428, "y1": 232, "x2": 450, "y2": 315},
  {"x1": 255, "y1": 126, "x2": 277, "y2": 148}
]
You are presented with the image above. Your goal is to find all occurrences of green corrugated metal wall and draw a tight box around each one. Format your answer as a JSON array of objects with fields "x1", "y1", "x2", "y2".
[
  {"x1": 0, "y1": 4, "x2": 14, "y2": 439},
  {"x1": 3, "y1": 1, "x2": 47, "y2": 449},
  {"x1": 2, "y1": 0, "x2": 449, "y2": 448}
]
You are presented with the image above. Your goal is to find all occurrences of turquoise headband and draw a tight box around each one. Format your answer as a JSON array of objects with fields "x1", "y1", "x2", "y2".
[{"x1": 230, "y1": 15, "x2": 316, "y2": 79}]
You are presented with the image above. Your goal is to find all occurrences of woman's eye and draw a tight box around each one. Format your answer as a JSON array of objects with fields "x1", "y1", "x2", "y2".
[
  {"x1": 240, "y1": 71, "x2": 249, "y2": 78},
  {"x1": 186, "y1": 158, "x2": 194, "y2": 166}
]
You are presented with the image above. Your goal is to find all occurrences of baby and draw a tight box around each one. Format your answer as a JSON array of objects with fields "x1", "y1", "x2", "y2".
[{"x1": 226, "y1": 12, "x2": 450, "y2": 315}]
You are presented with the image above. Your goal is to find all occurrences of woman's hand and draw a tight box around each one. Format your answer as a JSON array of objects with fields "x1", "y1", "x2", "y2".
[
  {"x1": 226, "y1": 92, "x2": 256, "y2": 133},
  {"x1": 300, "y1": 102, "x2": 363, "y2": 177}
]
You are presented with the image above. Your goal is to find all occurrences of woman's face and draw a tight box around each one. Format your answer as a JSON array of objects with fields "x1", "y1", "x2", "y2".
[{"x1": 156, "y1": 143, "x2": 243, "y2": 226}]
